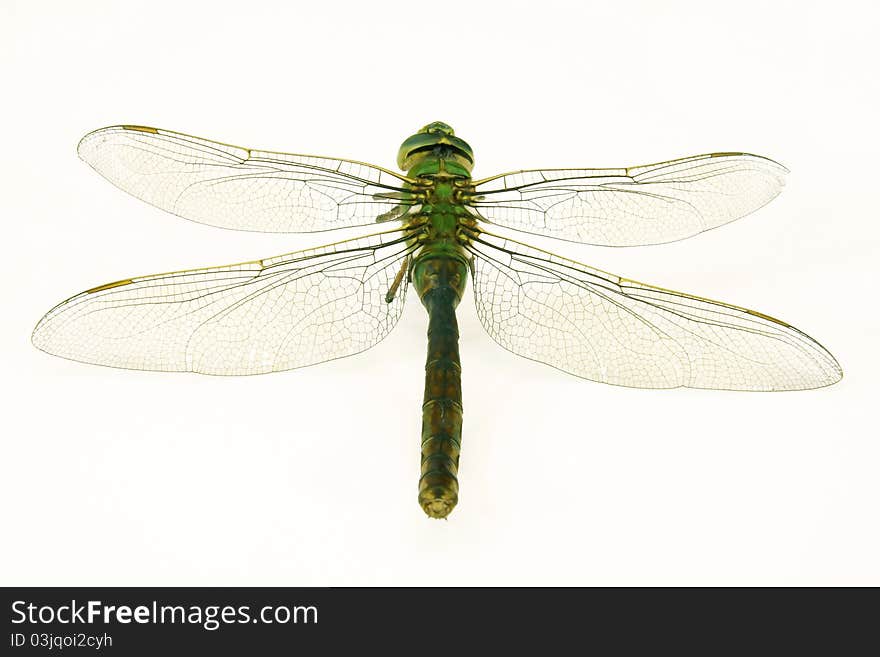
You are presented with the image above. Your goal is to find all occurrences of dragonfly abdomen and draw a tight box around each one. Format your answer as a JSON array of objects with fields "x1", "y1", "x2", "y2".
[{"x1": 412, "y1": 251, "x2": 469, "y2": 519}]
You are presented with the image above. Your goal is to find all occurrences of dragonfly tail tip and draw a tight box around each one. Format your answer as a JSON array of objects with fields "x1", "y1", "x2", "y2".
[{"x1": 419, "y1": 487, "x2": 458, "y2": 519}]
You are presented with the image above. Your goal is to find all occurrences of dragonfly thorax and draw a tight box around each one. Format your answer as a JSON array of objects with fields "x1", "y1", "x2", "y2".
[{"x1": 397, "y1": 122, "x2": 474, "y2": 178}]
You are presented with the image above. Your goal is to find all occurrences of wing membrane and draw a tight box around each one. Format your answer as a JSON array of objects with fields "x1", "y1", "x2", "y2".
[
  {"x1": 471, "y1": 153, "x2": 787, "y2": 246},
  {"x1": 77, "y1": 125, "x2": 415, "y2": 233},
  {"x1": 32, "y1": 228, "x2": 417, "y2": 374},
  {"x1": 465, "y1": 229, "x2": 840, "y2": 391}
]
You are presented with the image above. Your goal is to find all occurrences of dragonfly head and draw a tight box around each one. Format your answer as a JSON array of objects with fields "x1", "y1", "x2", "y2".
[{"x1": 397, "y1": 122, "x2": 474, "y2": 177}]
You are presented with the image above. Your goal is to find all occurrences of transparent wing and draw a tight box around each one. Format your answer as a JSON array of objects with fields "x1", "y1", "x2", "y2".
[
  {"x1": 465, "y1": 229, "x2": 841, "y2": 391},
  {"x1": 32, "y1": 228, "x2": 417, "y2": 375},
  {"x1": 470, "y1": 153, "x2": 787, "y2": 246},
  {"x1": 77, "y1": 125, "x2": 416, "y2": 233}
]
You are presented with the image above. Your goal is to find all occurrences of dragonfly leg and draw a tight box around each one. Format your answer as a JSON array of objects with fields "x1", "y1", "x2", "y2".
[
  {"x1": 384, "y1": 255, "x2": 411, "y2": 304},
  {"x1": 375, "y1": 204, "x2": 409, "y2": 223}
]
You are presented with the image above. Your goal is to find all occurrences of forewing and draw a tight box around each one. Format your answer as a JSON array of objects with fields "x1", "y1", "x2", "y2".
[
  {"x1": 32, "y1": 228, "x2": 416, "y2": 375},
  {"x1": 77, "y1": 125, "x2": 414, "y2": 233},
  {"x1": 465, "y1": 230, "x2": 841, "y2": 391},
  {"x1": 471, "y1": 153, "x2": 787, "y2": 246}
]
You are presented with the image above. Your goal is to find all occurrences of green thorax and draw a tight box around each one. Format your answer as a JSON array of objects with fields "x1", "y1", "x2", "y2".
[{"x1": 399, "y1": 123, "x2": 475, "y2": 281}]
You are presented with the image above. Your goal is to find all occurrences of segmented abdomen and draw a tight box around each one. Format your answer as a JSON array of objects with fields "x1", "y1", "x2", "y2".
[{"x1": 412, "y1": 252, "x2": 468, "y2": 519}]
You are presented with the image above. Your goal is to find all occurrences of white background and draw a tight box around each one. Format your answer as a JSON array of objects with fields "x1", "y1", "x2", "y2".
[{"x1": 2, "y1": 0, "x2": 877, "y2": 586}]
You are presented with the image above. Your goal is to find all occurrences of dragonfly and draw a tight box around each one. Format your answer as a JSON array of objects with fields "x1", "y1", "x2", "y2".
[{"x1": 32, "y1": 122, "x2": 842, "y2": 519}]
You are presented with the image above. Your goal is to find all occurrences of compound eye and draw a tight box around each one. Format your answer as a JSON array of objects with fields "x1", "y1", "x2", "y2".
[{"x1": 423, "y1": 121, "x2": 454, "y2": 136}]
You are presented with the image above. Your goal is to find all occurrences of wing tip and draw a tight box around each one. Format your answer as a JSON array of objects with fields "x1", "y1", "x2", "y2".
[
  {"x1": 76, "y1": 124, "x2": 161, "y2": 161},
  {"x1": 31, "y1": 313, "x2": 58, "y2": 357},
  {"x1": 824, "y1": 355, "x2": 844, "y2": 388},
  {"x1": 709, "y1": 151, "x2": 790, "y2": 174},
  {"x1": 76, "y1": 126, "x2": 110, "y2": 162}
]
